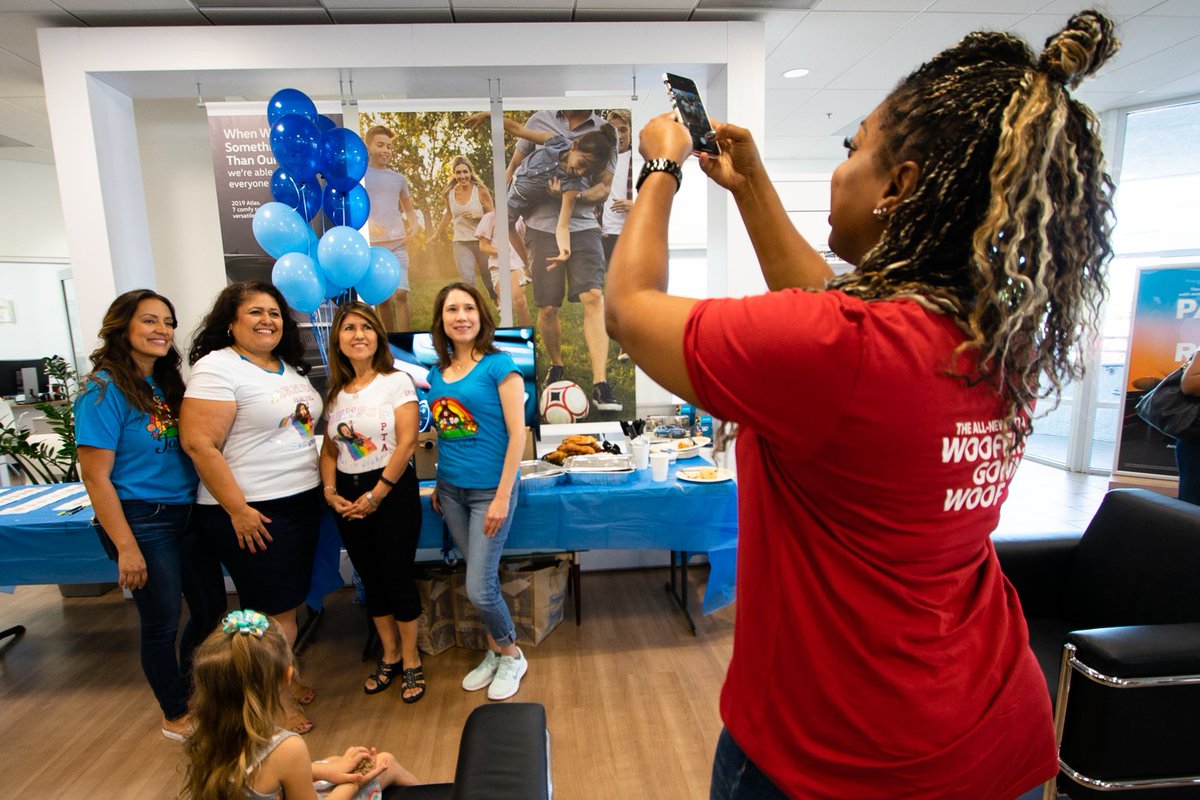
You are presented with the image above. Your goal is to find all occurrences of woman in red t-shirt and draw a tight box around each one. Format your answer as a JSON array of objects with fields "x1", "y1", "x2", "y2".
[{"x1": 606, "y1": 11, "x2": 1118, "y2": 800}]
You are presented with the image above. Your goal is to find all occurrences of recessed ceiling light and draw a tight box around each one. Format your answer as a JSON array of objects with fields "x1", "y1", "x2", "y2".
[{"x1": 783, "y1": 68, "x2": 810, "y2": 79}]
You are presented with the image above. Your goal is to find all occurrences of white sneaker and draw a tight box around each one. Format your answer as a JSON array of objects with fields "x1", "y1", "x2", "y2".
[
  {"x1": 462, "y1": 649, "x2": 501, "y2": 691},
  {"x1": 487, "y1": 648, "x2": 528, "y2": 701}
]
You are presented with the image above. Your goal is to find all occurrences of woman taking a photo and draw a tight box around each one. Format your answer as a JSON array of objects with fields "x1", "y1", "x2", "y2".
[
  {"x1": 180, "y1": 280, "x2": 323, "y2": 733},
  {"x1": 607, "y1": 11, "x2": 1117, "y2": 799},
  {"x1": 319, "y1": 301, "x2": 425, "y2": 701},
  {"x1": 428, "y1": 282, "x2": 527, "y2": 701},
  {"x1": 75, "y1": 289, "x2": 225, "y2": 741},
  {"x1": 434, "y1": 155, "x2": 497, "y2": 303}
]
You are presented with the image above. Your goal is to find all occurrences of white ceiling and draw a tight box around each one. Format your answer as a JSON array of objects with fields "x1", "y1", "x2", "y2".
[{"x1": 1, "y1": 0, "x2": 1200, "y2": 170}]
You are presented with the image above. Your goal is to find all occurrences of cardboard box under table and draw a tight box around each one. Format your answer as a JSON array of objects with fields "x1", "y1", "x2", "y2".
[{"x1": 450, "y1": 555, "x2": 571, "y2": 650}]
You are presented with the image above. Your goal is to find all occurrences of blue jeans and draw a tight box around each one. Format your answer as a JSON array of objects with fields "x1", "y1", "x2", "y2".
[
  {"x1": 436, "y1": 478, "x2": 519, "y2": 646},
  {"x1": 452, "y1": 240, "x2": 497, "y2": 302},
  {"x1": 96, "y1": 501, "x2": 227, "y2": 719},
  {"x1": 710, "y1": 728, "x2": 789, "y2": 800},
  {"x1": 1176, "y1": 438, "x2": 1200, "y2": 505}
]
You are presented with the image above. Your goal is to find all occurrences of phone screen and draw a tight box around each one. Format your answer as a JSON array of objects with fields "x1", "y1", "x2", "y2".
[{"x1": 663, "y1": 73, "x2": 719, "y2": 156}]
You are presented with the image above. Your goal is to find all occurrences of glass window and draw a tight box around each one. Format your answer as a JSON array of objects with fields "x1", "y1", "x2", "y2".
[{"x1": 1027, "y1": 100, "x2": 1200, "y2": 473}]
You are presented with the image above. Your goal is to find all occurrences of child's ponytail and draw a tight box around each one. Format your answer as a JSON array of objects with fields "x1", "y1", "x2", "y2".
[{"x1": 183, "y1": 610, "x2": 293, "y2": 800}]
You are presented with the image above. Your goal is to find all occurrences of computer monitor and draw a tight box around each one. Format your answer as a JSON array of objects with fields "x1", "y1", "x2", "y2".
[
  {"x1": 386, "y1": 327, "x2": 539, "y2": 434},
  {"x1": 0, "y1": 359, "x2": 48, "y2": 399}
]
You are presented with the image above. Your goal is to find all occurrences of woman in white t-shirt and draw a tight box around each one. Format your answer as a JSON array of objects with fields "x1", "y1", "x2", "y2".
[
  {"x1": 433, "y1": 155, "x2": 497, "y2": 303},
  {"x1": 180, "y1": 280, "x2": 323, "y2": 734},
  {"x1": 318, "y1": 301, "x2": 424, "y2": 702}
]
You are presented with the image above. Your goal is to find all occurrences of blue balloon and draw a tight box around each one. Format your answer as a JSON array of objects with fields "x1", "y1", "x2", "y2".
[
  {"x1": 272, "y1": 252, "x2": 323, "y2": 314},
  {"x1": 252, "y1": 202, "x2": 310, "y2": 259},
  {"x1": 270, "y1": 114, "x2": 322, "y2": 182},
  {"x1": 322, "y1": 183, "x2": 370, "y2": 229},
  {"x1": 317, "y1": 226, "x2": 371, "y2": 289},
  {"x1": 355, "y1": 246, "x2": 402, "y2": 305},
  {"x1": 316, "y1": 114, "x2": 338, "y2": 133},
  {"x1": 320, "y1": 128, "x2": 369, "y2": 193},
  {"x1": 270, "y1": 167, "x2": 321, "y2": 221},
  {"x1": 266, "y1": 88, "x2": 317, "y2": 125}
]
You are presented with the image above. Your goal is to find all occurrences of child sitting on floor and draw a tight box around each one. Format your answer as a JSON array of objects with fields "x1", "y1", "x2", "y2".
[{"x1": 182, "y1": 610, "x2": 421, "y2": 800}]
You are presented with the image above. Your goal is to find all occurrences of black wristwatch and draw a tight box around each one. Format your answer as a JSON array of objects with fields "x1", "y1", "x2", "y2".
[{"x1": 636, "y1": 158, "x2": 682, "y2": 193}]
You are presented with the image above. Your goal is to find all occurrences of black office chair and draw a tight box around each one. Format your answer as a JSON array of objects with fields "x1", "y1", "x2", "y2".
[
  {"x1": 383, "y1": 703, "x2": 550, "y2": 800},
  {"x1": 995, "y1": 489, "x2": 1200, "y2": 799}
]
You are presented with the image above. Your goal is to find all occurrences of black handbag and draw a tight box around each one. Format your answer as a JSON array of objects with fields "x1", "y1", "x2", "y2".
[{"x1": 1135, "y1": 367, "x2": 1200, "y2": 441}]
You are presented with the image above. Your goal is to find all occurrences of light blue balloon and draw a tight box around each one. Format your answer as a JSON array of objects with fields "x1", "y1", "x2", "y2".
[
  {"x1": 317, "y1": 225, "x2": 371, "y2": 289},
  {"x1": 272, "y1": 252, "x2": 323, "y2": 314},
  {"x1": 253, "y1": 202, "x2": 310, "y2": 259},
  {"x1": 355, "y1": 247, "x2": 402, "y2": 305}
]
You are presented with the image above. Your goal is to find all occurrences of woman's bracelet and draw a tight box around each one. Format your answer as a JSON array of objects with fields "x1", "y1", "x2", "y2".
[
  {"x1": 365, "y1": 491, "x2": 380, "y2": 509},
  {"x1": 378, "y1": 474, "x2": 397, "y2": 488},
  {"x1": 323, "y1": 485, "x2": 337, "y2": 495}
]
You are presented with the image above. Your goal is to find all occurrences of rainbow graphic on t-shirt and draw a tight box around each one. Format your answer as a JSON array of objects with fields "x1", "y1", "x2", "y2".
[
  {"x1": 431, "y1": 397, "x2": 477, "y2": 439},
  {"x1": 278, "y1": 402, "x2": 316, "y2": 438},
  {"x1": 146, "y1": 395, "x2": 180, "y2": 441},
  {"x1": 334, "y1": 422, "x2": 378, "y2": 460}
]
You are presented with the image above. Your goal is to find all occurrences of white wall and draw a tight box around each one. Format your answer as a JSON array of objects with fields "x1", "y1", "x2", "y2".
[
  {"x1": 0, "y1": 159, "x2": 73, "y2": 367},
  {"x1": 0, "y1": 160, "x2": 69, "y2": 261},
  {"x1": 134, "y1": 98, "x2": 228, "y2": 354},
  {"x1": 0, "y1": 262, "x2": 73, "y2": 363}
]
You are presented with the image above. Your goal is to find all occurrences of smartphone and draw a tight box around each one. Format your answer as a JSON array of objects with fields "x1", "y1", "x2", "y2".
[{"x1": 663, "y1": 72, "x2": 719, "y2": 156}]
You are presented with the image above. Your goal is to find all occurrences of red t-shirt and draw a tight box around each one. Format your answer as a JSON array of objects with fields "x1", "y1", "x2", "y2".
[{"x1": 684, "y1": 289, "x2": 1055, "y2": 799}]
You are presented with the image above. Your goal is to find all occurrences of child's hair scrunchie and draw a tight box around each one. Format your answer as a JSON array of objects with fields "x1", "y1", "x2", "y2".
[{"x1": 222, "y1": 609, "x2": 269, "y2": 638}]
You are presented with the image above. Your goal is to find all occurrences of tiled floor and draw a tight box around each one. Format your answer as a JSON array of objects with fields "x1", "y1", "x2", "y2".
[{"x1": 994, "y1": 458, "x2": 1110, "y2": 536}]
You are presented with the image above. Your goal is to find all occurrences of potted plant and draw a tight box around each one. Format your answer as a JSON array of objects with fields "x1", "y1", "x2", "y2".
[{"x1": 0, "y1": 355, "x2": 78, "y2": 483}]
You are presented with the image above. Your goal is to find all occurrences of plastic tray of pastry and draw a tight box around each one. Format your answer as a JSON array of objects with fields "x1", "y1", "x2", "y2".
[
  {"x1": 563, "y1": 453, "x2": 637, "y2": 485},
  {"x1": 518, "y1": 460, "x2": 565, "y2": 492}
]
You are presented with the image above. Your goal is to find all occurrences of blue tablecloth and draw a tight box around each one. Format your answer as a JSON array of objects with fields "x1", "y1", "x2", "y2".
[{"x1": 0, "y1": 463, "x2": 739, "y2": 613}]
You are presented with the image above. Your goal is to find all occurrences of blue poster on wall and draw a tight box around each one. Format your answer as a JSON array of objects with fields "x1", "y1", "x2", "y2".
[{"x1": 1116, "y1": 264, "x2": 1200, "y2": 477}]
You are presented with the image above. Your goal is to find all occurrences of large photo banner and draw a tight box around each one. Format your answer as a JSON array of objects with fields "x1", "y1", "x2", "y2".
[
  {"x1": 357, "y1": 104, "x2": 635, "y2": 423},
  {"x1": 1116, "y1": 265, "x2": 1200, "y2": 476}
]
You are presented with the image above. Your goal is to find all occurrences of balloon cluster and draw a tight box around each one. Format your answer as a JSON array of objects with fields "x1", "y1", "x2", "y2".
[{"x1": 252, "y1": 88, "x2": 402, "y2": 330}]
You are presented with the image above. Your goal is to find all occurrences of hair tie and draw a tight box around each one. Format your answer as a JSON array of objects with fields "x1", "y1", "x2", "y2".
[{"x1": 222, "y1": 609, "x2": 269, "y2": 638}]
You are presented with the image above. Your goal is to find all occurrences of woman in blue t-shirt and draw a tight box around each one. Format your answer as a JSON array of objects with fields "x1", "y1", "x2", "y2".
[
  {"x1": 427, "y1": 282, "x2": 529, "y2": 701},
  {"x1": 75, "y1": 290, "x2": 226, "y2": 742}
]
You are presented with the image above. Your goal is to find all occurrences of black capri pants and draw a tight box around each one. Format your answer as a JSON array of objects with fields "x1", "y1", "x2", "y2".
[
  {"x1": 195, "y1": 486, "x2": 322, "y2": 616},
  {"x1": 334, "y1": 465, "x2": 422, "y2": 622}
]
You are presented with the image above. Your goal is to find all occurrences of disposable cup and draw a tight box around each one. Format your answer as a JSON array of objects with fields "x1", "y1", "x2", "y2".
[
  {"x1": 632, "y1": 440, "x2": 650, "y2": 469},
  {"x1": 650, "y1": 451, "x2": 670, "y2": 482}
]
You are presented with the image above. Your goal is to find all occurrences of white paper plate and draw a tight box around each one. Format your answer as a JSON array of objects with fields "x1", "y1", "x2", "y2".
[{"x1": 676, "y1": 466, "x2": 735, "y2": 484}]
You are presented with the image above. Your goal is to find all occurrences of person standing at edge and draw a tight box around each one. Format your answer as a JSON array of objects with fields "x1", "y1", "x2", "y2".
[{"x1": 606, "y1": 11, "x2": 1118, "y2": 799}]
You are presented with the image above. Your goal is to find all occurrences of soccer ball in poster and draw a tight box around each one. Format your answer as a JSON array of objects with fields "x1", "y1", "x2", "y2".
[{"x1": 540, "y1": 381, "x2": 589, "y2": 424}]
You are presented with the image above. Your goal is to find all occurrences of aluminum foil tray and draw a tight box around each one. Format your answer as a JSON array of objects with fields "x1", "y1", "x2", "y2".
[
  {"x1": 566, "y1": 468, "x2": 638, "y2": 486},
  {"x1": 519, "y1": 460, "x2": 565, "y2": 492},
  {"x1": 562, "y1": 453, "x2": 636, "y2": 472}
]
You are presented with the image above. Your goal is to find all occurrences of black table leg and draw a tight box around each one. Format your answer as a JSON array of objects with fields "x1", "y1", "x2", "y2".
[
  {"x1": 665, "y1": 550, "x2": 697, "y2": 636},
  {"x1": 293, "y1": 604, "x2": 322, "y2": 655},
  {"x1": 571, "y1": 553, "x2": 582, "y2": 625}
]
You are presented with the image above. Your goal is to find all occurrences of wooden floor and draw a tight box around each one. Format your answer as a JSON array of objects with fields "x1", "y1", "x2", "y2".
[{"x1": 0, "y1": 567, "x2": 734, "y2": 799}]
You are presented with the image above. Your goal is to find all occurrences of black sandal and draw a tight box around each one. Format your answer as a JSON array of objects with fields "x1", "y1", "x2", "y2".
[
  {"x1": 400, "y1": 664, "x2": 426, "y2": 704},
  {"x1": 364, "y1": 659, "x2": 400, "y2": 695}
]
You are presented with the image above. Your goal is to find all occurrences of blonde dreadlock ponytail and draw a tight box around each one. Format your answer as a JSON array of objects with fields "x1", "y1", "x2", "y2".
[{"x1": 830, "y1": 9, "x2": 1119, "y2": 443}]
